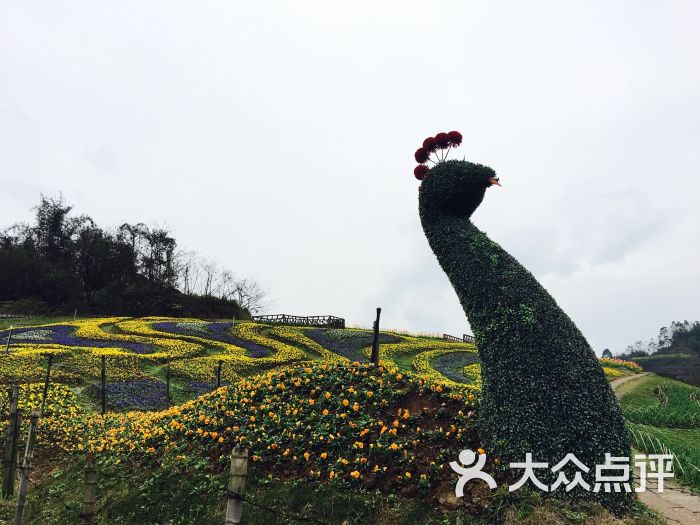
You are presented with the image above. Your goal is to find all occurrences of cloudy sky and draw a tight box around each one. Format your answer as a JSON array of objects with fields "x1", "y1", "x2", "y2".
[{"x1": 2, "y1": 2, "x2": 698, "y2": 354}]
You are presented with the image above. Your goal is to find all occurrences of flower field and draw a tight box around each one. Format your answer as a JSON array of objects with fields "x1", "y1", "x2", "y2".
[
  {"x1": 0, "y1": 317, "x2": 652, "y2": 524},
  {"x1": 0, "y1": 317, "x2": 637, "y2": 414}
]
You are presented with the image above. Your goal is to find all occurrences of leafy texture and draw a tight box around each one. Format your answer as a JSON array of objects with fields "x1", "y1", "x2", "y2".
[{"x1": 418, "y1": 160, "x2": 631, "y2": 510}]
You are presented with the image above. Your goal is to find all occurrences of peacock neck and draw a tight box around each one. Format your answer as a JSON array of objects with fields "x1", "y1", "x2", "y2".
[
  {"x1": 420, "y1": 213, "x2": 503, "y2": 332},
  {"x1": 419, "y1": 210, "x2": 581, "y2": 356}
]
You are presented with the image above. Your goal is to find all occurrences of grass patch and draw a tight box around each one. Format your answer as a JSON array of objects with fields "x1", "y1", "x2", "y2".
[
  {"x1": 620, "y1": 374, "x2": 700, "y2": 428},
  {"x1": 2, "y1": 458, "x2": 665, "y2": 525},
  {"x1": 620, "y1": 373, "x2": 700, "y2": 491}
]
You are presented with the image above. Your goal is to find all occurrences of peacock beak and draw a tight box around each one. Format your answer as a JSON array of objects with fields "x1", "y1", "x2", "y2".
[{"x1": 489, "y1": 177, "x2": 501, "y2": 187}]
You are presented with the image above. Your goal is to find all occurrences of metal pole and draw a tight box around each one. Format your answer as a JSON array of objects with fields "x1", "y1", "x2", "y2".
[
  {"x1": 165, "y1": 358, "x2": 171, "y2": 408},
  {"x1": 41, "y1": 354, "x2": 54, "y2": 415},
  {"x1": 100, "y1": 356, "x2": 106, "y2": 415},
  {"x1": 5, "y1": 326, "x2": 13, "y2": 354},
  {"x1": 371, "y1": 307, "x2": 382, "y2": 366}
]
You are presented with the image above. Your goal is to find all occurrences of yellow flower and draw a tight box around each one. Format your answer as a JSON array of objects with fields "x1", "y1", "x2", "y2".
[
  {"x1": 350, "y1": 470, "x2": 360, "y2": 479},
  {"x1": 477, "y1": 448, "x2": 486, "y2": 455},
  {"x1": 405, "y1": 472, "x2": 411, "y2": 478},
  {"x1": 309, "y1": 399, "x2": 315, "y2": 406},
  {"x1": 342, "y1": 399, "x2": 349, "y2": 407},
  {"x1": 320, "y1": 452, "x2": 327, "y2": 460}
]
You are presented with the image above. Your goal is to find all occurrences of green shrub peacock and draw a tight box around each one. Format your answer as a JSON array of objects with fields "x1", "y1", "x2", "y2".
[{"x1": 415, "y1": 132, "x2": 631, "y2": 510}]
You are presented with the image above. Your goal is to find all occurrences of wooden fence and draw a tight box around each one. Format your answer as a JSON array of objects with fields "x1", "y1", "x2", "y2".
[
  {"x1": 252, "y1": 314, "x2": 345, "y2": 329},
  {"x1": 443, "y1": 333, "x2": 475, "y2": 344}
]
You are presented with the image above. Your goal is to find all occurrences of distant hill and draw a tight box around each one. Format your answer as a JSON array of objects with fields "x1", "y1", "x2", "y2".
[{"x1": 619, "y1": 321, "x2": 700, "y2": 386}]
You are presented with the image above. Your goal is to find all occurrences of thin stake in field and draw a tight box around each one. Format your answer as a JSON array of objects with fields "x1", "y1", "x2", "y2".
[
  {"x1": 100, "y1": 355, "x2": 106, "y2": 415},
  {"x1": 13, "y1": 410, "x2": 40, "y2": 525},
  {"x1": 5, "y1": 325, "x2": 13, "y2": 354},
  {"x1": 41, "y1": 354, "x2": 54, "y2": 414},
  {"x1": 216, "y1": 360, "x2": 223, "y2": 389},
  {"x1": 371, "y1": 307, "x2": 382, "y2": 366},
  {"x1": 2, "y1": 386, "x2": 20, "y2": 499},
  {"x1": 165, "y1": 358, "x2": 171, "y2": 408}
]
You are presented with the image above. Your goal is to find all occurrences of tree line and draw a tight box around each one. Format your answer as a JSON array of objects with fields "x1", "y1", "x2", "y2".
[
  {"x1": 618, "y1": 320, "x2": 700, "y2": 358},
  {"x1": 0, "y1": 195, "x2": 268, "y2": 318}
]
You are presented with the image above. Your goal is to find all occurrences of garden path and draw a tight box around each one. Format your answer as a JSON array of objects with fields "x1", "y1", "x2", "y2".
[{"x1": 610, "y1": 373, "x2": 700, "y2": 525}]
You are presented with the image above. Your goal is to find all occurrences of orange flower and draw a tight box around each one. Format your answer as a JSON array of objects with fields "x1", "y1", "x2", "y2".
[
  {"x1": 321, "y1": 452, "x2": 327, "y2": 459},
  {"x1": 342, "y1": 399, "x2": 349, "y2": 407},
  {"x1": 350, "y1": 470, "x2": 360, "y2": 479}
]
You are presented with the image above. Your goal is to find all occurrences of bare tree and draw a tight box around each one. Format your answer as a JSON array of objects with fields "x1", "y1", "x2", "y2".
[{"x1": 231, "y1": 278, "x2": 270, "y2": 314}]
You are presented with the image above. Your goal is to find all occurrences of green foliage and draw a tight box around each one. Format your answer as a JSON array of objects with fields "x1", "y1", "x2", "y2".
[
  {"x1": 0, "y1": 195, "x2": 250, "y2": 319},
  {"x1": 627, "y1": 423, "x2": 700, "y2": 491},
  {"x1": 620, "y1": 375, "x2": 700, "y2": 428},
  {"x1": 619, "y1": 374, "x2": 700, "y2": 491},
  {"x1": 419, "y1": 160, "x2": 631, "y2": 510}
]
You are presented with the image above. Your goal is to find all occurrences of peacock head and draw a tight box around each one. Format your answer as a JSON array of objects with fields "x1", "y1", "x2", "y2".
[
  {"x1": 413, "y1": 132, "x2": 499, "y2": 219},
  {"x1": 419, "y1": 160, "x2": 499, "y2": 218}
]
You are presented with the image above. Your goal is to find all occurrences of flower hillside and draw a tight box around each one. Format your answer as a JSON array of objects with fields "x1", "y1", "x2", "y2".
[
  {"x1": 74, "y1": 363, "x2": 488, "y2": 494},
  {"x1": 0, "y1": 383, "x2": 84, "y2": 450}
]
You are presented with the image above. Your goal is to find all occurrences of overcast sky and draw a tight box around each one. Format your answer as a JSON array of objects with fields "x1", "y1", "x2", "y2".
[{"x1": 2, "y1": 2, "x2": 698, "y2": 354}]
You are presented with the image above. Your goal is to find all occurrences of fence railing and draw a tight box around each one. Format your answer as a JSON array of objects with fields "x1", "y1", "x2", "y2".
[
  {"x1": 443, "y1": 333, "x2": 475, "y2": 343},
  {"x1": 252, "y1": 314, "x2": 345, "y2": 329}
]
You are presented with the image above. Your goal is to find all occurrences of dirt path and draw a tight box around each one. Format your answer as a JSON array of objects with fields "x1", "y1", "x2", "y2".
[{"x1": 611, "y1": 373, "x2": 700, "y2": 525}]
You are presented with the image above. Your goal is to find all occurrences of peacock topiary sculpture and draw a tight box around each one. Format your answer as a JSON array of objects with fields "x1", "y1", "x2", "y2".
[{"x1": 415, "y1": 132, "x2": 632, "y2": 510}]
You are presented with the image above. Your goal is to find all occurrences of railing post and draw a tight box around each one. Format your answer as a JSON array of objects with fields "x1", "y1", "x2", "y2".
[
  {"x1": 225, "y1": 447, "x2": 248, "y2": 525},
  {"x1": 80, "y1": 454, "x2": 97, "y2": 525},
  {"x1": 371, "y1": 307, "x2": 381, "y2": 366},
  {"x1": 216, "y1": 360, "x2": 223, "y2": 389},
  {"x1": 13, "y1": 410, "x2": 40, "y2": 525}
]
